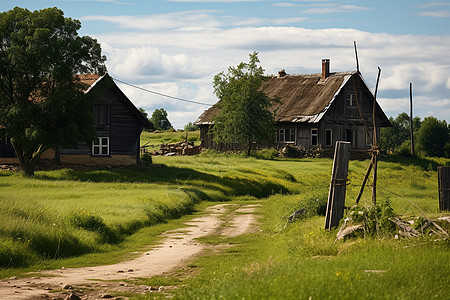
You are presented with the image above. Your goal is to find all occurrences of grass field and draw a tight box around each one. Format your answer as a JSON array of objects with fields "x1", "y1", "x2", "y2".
[
  {"x1": 140, "y1": 130, "x2": 200, "y2": 147},
  {"x1": 0, "y1": 149, "x2": 449, "y2": 298}
]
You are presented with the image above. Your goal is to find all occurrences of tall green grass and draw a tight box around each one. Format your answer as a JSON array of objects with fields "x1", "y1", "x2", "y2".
[
  {"x1": 140, "y1": 130, "x2": 200, "y2": 147},
  {"x1": 1, "y1": 152, "x2": 448, "y2": 298},
  {"x1": 136, "y1": 154, "x2": 450, "y2": 299}
]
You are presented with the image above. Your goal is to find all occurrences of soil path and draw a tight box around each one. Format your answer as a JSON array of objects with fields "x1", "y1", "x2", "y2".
[{"x1": 0, "y1": 203, "x2": 259, "y2": 300}]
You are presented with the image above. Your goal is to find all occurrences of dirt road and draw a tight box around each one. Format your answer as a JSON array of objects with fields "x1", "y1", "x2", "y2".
[{"x1": 0, "y1": 203, "x2": 259, "y2": 300}]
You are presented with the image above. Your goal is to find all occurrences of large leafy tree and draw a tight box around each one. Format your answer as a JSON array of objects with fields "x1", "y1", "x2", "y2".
[
  {"x1": 210, "y1": 51, "x2": 277, "y2": 156},
  {"x1": 0, "y1": 7, "x2": 106, "y2": 175},
  {"x1": 416, "y1": 116, "x2": 449, "y2": 157},
  {"x1": 150, "y1": 108, "x2": 173, "y2": 131}
]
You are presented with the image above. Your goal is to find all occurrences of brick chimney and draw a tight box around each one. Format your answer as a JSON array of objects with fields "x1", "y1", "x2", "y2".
[
  {"x1": 321, "y1": 59, "x2": 330, "y2": 81},
  {"x1": 278, "y1": 69, "x2": 286, "y2": 77}
]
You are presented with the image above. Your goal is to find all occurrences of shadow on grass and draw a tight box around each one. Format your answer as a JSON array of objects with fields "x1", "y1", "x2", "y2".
[
  {"x1": 381, "y1": 155, "x2": 449, "y2": 171},
  {"x1": 34, "y1": 166, "x2": 289, "y2": 200}
]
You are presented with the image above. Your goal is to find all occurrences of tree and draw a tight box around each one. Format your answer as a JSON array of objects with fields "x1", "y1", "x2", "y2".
[
  {"x1": 138, "y1": 108, "x2": 148, "y2": 119},
  {"x1": 210, "y1": 51, "x2": 277, "y2": 156},
  {"x1": 416, "y1": 116, "x2": 449, "y2": 157},
  {"x1": 380, "y1": 112, "x2": 421, "y2": 152},
  {"x1": 150, "y1": 108, "x2": 172, "y2": 131},
  {"x1": 0, "y1": 7, "x2": 106, "y2": 176},
  {"x1": 184, "y1": 122, "x2": 199, "y2": 132}
]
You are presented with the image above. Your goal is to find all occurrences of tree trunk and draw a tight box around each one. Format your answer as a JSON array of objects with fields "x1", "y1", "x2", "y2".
[
  {"x1": 247, "y1": 140, "x2": 252, "y2": 156},
  {"x1": 11, "y1": 142, "x2": 41, "y2": 176}
]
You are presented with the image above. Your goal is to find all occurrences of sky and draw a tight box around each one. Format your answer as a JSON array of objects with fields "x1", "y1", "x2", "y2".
[{"x1": 2, "y1": 0, "x2": 450, "y2": 129}]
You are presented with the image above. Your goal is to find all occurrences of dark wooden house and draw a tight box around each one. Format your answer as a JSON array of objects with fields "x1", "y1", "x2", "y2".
[
  {"x1": 0, "y1": 73, "x2": 153, "y2": 166},
  {"x1": 195, "y1": 59, "x2": 390, "y2": 151}
]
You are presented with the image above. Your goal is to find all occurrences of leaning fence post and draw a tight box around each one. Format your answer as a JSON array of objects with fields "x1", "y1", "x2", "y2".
[
  {"x1": 325, "y1": 141, "x2": 350, "y2": 230},
  {"x1": 438, "y1": 166, "x2": 450, "y2": 211}
]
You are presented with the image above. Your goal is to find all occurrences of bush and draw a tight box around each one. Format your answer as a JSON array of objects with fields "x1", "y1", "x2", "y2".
[
  {"x1": 252, "y1": 148, "x2": 279, "y2": 160},
  {"x1": 281, "y1": 145, "x2": 303, "y2": 158},
  {"x1": 394, "y1": 140, "x2": 412, "y2": 157},
  {"x1": 444, "y1": 142, "x2": 450, "y2": 158},
  {"x1": 141, "y1": 153, "x2": 152, "y2": 164},
  {"x1": 344, "y1": 201, "x2": 397, "y2": 237}
]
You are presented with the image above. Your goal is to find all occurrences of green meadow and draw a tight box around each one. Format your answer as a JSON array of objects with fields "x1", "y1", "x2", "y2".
[{"x1": 0, "y1": 148, "x2": 449, "y2": 298}]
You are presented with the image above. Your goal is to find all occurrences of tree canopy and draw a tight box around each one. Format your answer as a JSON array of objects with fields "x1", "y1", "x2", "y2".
[
  {"x1": 150, "y1": 108, "x2": 173, "y2": 131},
  {"x1": 0, "y1": 7, "x2": 106, "y2": 175},
  {"x1": 381, "y1": 112, "x2": 449, "y2": 158},
  {"x1": 417, "y1": 116, "x2": 449, "y2": 157},
  {"x1": 210, "y1": 51, "x2": 277, "y2": 155}
]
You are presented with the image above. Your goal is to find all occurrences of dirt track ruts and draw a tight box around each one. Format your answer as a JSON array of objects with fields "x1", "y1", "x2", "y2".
[{"x1": 0, "y1": 203, "x2": 259, "y2": 300}]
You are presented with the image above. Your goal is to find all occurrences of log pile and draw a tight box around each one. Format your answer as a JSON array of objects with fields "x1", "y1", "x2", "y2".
[{"x1": 150, "y1": 141, "x2": 201, "y2": 156}]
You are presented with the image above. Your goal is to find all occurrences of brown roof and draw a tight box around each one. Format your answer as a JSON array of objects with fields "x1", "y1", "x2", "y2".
[
  {"x1": 195, "y1": 71, "x2": 355, "y2": 125},
  {"x1": 77, "y1": 74, "x2": 102, "y2": 88}
]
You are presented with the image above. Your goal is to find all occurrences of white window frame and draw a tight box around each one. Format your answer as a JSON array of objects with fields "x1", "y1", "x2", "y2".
[
  {"x1": 92, "y1": 137, "x2": 110, "y2": 156},
  {"x1": 277, "y1": 128, "x2": 295, "y2": 143},
  {"x1": 346, "y1": 90, "x2": 357, "y2": 107},
  {"x1": 325, "y1": 129, "x2": 332, "y2": 147},
  {"x1": 311, "y1": 128, "x2": 318, "y2": 147}
]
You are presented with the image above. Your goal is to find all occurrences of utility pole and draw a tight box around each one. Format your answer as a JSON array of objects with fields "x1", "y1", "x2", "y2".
[{"x1": 409, "y1": 83, "x2": 415, "y2": 156}]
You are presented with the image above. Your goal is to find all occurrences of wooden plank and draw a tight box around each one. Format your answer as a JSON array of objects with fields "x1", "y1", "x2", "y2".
[
  {"x1": 438, "y1": 167, "x2": 450, "y2": 211},
  {"x1": 325, "y1": 141, "x2": 350, "y2": 229}
]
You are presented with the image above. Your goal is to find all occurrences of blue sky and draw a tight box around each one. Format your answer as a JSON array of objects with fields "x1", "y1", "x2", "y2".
[{"x1": 2, "y1": 0, "x2": 450, "y2": 128}]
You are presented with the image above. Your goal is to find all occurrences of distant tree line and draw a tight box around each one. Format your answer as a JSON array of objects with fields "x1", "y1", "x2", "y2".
[
  {"x1": 381, "y1": 112, "x2": 450, "y2": 158},
  {"x1": 139, "y1": 108, "x2": 199, "y2": 132}
]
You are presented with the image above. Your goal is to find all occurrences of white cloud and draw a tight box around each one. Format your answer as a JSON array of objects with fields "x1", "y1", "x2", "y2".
[
  {"x1": 66, "y1": 0, "x2": 133, "y2": 4},
  {"x1": 84, "y1": 12, "x2": 450, "y2": 128},
  {"x1": 421, "y1": 2, "x2": 450, "y2": 8},
  {"x1": 303, "y1": 4, "x2": 371, "y2": 14},
  {"x1": 420, "y1": 11, "x2": 450, "y2": 18}
]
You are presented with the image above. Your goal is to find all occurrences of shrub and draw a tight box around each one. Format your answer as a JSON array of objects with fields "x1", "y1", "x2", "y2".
[
  {"x1": 141, "y1": 153, "x2": 152, "y2": 164},
  {"x1": 394, "y1": 140, "x2": 412, "y2": 157},
  {"x1": 444, "y1": 142, "x2": 450, "y2": 158},
  {"x1": 252, "y1": 148, "x2": 279, "y2": 160},
  {"x1": 344, "y1": 201, "x2": 397, "y2": 237}
]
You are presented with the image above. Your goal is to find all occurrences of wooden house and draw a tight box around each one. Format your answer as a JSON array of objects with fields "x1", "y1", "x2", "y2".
[
  {"x1": 195, "y1": 59, "x2": 390, "y2": 151},
  {"x1": 0, "y1": 73, "x2": 153, "y2": 166}
]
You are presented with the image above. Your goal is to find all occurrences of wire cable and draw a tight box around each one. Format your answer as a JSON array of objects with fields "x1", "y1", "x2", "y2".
[{"x1": 111, "y1": 77, "x2": 212, "y2": 107}]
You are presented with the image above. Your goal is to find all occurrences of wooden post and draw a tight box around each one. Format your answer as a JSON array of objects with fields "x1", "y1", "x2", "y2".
[
  {"x1": 325, "y1": 141, "x2": 350, "y2": 230},
  {"x1": 410, "y1": 83, "x2": 415, "y2": 156},
  {"x1": 438, "y1": 167, "x2": 450, "y2": 211}
]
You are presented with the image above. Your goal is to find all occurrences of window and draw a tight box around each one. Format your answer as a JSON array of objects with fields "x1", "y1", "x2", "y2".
[
  {"x1": 325, "y1": 129, "x2": 332, "y2": 147},
  {"x1": 92, "y1": 137, "x2": 110, "y2": 156},
  {"x1": 278, "y1": 129, "x2": 284, "y2": 143},
  {"x1": 93, "y1": 105, "x2": 110, "y2": 125},
  {"x1": 311, "y1": 128, "x2": 318, "y2": 147},
  {"x1": 277, "y1": 128, "x2": 295, "y2": 143},
  {"x1": 346, "y1": 90, "x2": 357, "y2": 107},
  {"x1": 343, "y1": 129, "x2": 356, "y2": 146}
]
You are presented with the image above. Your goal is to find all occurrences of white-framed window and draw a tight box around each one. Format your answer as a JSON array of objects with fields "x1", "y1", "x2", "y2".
[
  {"x1": 346, "y1": 90, "x2": 357, "y2": 107},
  {"x1": 325, "y1": 129, "x2": 332, "y2": 147},
  {"x1": 311, "y1": 128, "x2": 318, "y2": 147},
  {"x1": 277, "y1": 128, "x2": 295, "y2": 143},
  {"x1": 92, "y1": 137, "x2": 110, "y2": 156}
]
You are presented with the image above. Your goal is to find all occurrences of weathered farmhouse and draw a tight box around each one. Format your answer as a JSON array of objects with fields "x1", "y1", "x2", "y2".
[
  {"x1": 0, "y1": 73, "x2": 153, "y2": 166},
  {"x1": 195, "y1": 59, "x2": 390, "y2": 151}
]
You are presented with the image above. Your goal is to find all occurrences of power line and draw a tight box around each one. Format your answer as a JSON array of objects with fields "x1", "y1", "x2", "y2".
[{"x1": 112, "y1": 77, "x2": 212, "y2": 107}]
